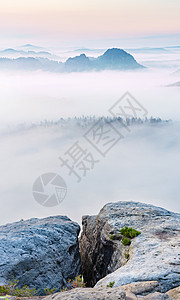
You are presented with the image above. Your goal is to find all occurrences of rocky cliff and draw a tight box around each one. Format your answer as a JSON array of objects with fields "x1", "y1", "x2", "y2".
[
  {"x1": 0, "y1": 216, "x2": 81, "y2": 293},
  {"x1": 79, "y1": 201, "x2": 180, "y2": 292}
]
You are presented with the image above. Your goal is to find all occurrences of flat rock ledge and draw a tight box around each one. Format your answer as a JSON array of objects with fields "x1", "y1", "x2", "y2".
[
  {"x1": 0, "y1": 216, "x2": 81, "y2": 294},
  {"x1": 80, "y1": 201, "x2": 180, "y2": 291},
  {"x1": 44, "y1": 287, "x2": 126, "y2": 300},
  {"x1": 43, "y1": 283, "x2": 180, "y2": 299},
  {"x1": 119, "y1": 281, "x2": 161, "y2": 295}
]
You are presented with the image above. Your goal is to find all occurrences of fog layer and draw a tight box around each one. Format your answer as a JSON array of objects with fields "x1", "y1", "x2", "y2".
[{"x1": 0, "y1": 48, "x2": 180, "y2": 225}]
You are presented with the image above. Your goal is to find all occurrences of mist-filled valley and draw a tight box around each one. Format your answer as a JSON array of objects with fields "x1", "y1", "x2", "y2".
[{"x1": 0, "y1": 45, "x2": 180, "y2": 226}]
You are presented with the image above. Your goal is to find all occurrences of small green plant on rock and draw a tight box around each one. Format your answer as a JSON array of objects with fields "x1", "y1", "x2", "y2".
[
  {"x1": 0, "y1": 280, "x2": 38, "y2": 297},
  {"x1": 107, "y1": 281, "x2": 115, "y2": 288},
  {"x1": 119, "y1": 226, "x2": 141, "y2": 239},
  {"x1": 120, "y1": 226, "x2": 141, "y2": 246},
  {"x1": 122, "y1": 237, "x2": 131, "y2": 246},
  {"x1": 0, "y1": 286, "x2": 7, "y2": 296},
  {"x1": 65, "y1": 275, "x2": 85, "y2": 291},
  {"x1": 71, "y1": 275, "x2": 86, "y2": 288},
  {"x1": 60, "y1": 287, "x2": 68, "y2": 292},
  {"x1": 44, "y1": 287, "x2": 57, "y2": 295}
]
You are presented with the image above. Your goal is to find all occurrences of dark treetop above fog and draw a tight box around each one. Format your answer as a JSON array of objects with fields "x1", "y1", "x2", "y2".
[{"x1": 0, "y1": 48, "x2": 144, "y2": 72}]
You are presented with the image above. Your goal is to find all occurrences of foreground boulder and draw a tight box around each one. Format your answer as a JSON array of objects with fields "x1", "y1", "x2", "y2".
[
  {"x1": 44, "y1": 286, "x2": 174, "y2": 300},
  {"x1": 79, "y1": 201, "x2": 180, "y2": 291},
  {"x1": 44, "y1": 287, "x2": 126, "y2": 299},
  {"x1": 0, "y1": 216, "x2": 81, "y2": 293}
]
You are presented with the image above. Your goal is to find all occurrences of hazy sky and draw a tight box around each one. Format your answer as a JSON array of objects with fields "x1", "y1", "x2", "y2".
[{"x1": 0, "y1": 0, "x2": 179, "y2": 47}]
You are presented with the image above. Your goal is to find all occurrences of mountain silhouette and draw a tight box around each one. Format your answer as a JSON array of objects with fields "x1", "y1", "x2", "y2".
[
  {"x1": 95, "y1": 48, "x2": 143, "y2": 70},
  {"x1": 0, "y1": 48, "x2": 144, "y2": 72}
]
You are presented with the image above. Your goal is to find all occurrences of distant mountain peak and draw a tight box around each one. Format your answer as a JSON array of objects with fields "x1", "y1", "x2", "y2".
[
  {"x1": 3, "y1": 48, "x2": 17, "y2": 53},
  {"x1": 66, "y1": 53, "x2": 88, "y2": 60},
  {"x1": 21, "y1": 44, "x2": 40, "y2": 48},
  {"x1": 79, "y1": 53, "x2": 87, "y2": 57},
  {"x1": 96, "y1": 48, "x2": 144, "y2": 70},
  {"x1": 103, "y1": 48, "x2": 127, "y2": 56},
  {"x1": 20, "y1": 44, "x2": 46, "y2": 51},
  {"x1": 65, "y1": 53, "x2": 91, "y2": 71}
]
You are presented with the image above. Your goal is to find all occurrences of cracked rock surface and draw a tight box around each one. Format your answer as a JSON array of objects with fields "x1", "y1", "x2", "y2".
[
  {"x1": 0, "y1": 216, "x2": 81, "y2": 293},
  {"x1": 80, "y1": 201, "x2": 180, "y2": 291}
]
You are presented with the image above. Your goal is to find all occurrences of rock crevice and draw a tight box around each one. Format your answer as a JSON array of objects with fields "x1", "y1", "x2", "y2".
[{"x1": 79, "y1": 201, "x2": 180, "y2": 291}]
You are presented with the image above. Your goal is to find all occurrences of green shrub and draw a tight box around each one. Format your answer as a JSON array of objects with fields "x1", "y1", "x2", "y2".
[
  {"x1": 43, "y1": 287, "x2": 57, "y2": 295},
  {"x1": 120, "y1": 227, "x2": 141, "y2": 239},
  {"x1": 107, "y1": 281, "x2": 115, "y2": 288},
  {"x1": 67, "y1": 275, "x2": 86, "y2": 289},
  {"x1": 0, "y1": 285, "x2": 8, "y2": 295},
  {"x1": 60, "y1": 287, "x2": 68, "y2": 292},
  {"x1": 122, "y1": 237, "x2": 131, "y2": 246},
  {"x1": 0, "y1": 280, "x2": 38, "y2": 297}
]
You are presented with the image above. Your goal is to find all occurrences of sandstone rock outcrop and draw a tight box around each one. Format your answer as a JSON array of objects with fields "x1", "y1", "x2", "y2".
[
  {"x1": 43, "y1": 286, "x2": 174, "y2": 300},
  {"x1": 0, "y1": 216, "x2": 81, "y2": 293},
  {"x1": 166, "y1": 286, "x2": 180, "y2": 299},
  {"x1": 79, "y1": 201, "x2": 180, "y2": 291},
  {"x1": 138, "y1": 292, "x2": 172, "y2": 299},
  {"x1": 119, "y1": 281, "x2": 161, "y2": 295},
  {"x1": 44, "y1": 287, "x2": 126, "y2": 300}
]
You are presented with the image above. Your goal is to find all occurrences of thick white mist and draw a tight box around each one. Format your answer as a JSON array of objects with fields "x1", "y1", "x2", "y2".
[
  {"x1": 0, "y1": 121, "x2": 180, "y2": 226},
  {"x1": 0, "y1": 48, "x2": 180, "y2": 225}
]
